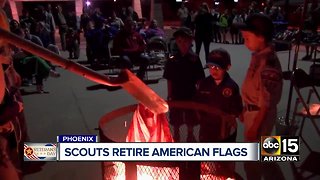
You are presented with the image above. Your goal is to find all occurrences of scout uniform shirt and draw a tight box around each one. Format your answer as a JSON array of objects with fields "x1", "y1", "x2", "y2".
[
  {"x1": 241, "y1": 44, "x2": 283, "y2": 137},
  {"x1": 163, "y1": 50, "x2": 205, "y2": 127},
  {"x1": 163, "y1": 50, "x2": 205, "y2": 100},
  {"x1": 196, "y1": 73, "x2": 243, "y2": 141}
]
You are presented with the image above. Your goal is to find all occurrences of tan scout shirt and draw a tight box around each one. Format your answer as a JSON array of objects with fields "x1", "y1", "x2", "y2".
[{"x1": 242, "y1": 45, "x2": 283, "y2": 109}]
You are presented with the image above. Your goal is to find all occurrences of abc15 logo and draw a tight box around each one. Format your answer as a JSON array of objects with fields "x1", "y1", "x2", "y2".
[{"x1": 261, "y1": 136, "x2": 299, "y2": 156}]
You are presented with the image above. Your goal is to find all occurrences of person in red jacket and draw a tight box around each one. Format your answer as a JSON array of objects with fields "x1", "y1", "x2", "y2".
[{"x1": 113, "y1": 19, "x2": 150, "y2": 80}]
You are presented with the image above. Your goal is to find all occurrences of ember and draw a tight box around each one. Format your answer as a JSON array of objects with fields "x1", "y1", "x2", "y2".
[
  {"x1": 103, "y1": 162, "x2": 179, "y2": 180},
  {"x1": 103, "y1": 162, "x2": 236, "y2": 180}
]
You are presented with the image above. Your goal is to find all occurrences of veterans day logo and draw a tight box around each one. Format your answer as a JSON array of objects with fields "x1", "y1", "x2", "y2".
[{"x1": 24, "y1": 143, "x2": 57, "y2": 161}]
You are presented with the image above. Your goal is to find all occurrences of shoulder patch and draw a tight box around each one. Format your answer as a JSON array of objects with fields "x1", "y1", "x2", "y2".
[
  {"x1": 261, "y1": 67, "x2": 282, "y2": 92},
  {"x1": 261, "y1": 68, "x2": 282, "y2": 82},
  {"x1": 222, "y1": 88, "x2": 233, "y2": 97}
]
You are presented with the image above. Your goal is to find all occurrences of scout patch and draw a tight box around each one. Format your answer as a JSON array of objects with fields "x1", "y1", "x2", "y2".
[
  {"x1": 261, "y1": 68, "x2": 282, "y2": 92},
  {"x1": 261, "y1": 68, "x2": 282, "y2": 82},
  {"x1": 222, "y1": 88, "x2": 232, "y2": 97}
]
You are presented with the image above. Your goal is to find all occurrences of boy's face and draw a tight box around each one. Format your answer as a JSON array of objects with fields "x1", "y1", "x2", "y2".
[
  {"x1": 175, "y1": 36, "x2": 192, "y2": 53},
  {"x1": 241, "y1": 31, "x2": 266, "y2": 52},
  {"x1": 208, "y1": 65, "x2": 227, "y2": 81}
]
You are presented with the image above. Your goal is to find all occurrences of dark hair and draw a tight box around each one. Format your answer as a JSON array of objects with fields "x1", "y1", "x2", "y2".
[
  {"x1": 9, "y1": 19, "x2": 20, "y2": 31},
  {"x1": 236, "y1": 13, "x2": 274, "y2": 42},
  {"x1": 12, "y1": 28, "x2": 24, "y2": 36},
  {"x1": 173, "y1": 27, "x2": 193, "y2": 39}
]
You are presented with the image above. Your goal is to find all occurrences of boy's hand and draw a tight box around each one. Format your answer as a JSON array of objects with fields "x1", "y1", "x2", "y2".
[
  {"x1": 239, "y1": 112, "x2": 244, "y2": 122},
  {"x1": 222, "y1": 114, "x2": 236, "y2": 126}
]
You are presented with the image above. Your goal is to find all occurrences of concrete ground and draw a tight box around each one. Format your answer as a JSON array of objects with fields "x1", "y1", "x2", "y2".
[{"x1": 22, "y1": 33, "x2": 320, "y2": 180}]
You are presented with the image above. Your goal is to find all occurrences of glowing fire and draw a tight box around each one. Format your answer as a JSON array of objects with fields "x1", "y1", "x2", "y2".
[
  {"x1": 104, "y1": 162, "x2": 235, "y2": 180},
  {"x1": 106, "y1": 162, "x2": 178, "y2": 180},
  {"x1": 200, "y1": 175, "x2": 235, "y2": 180}
]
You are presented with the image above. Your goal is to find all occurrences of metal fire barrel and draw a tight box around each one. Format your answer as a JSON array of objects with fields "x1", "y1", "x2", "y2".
[{"x1": 99, "y1": 102, "x2": 242, "y2": 180}]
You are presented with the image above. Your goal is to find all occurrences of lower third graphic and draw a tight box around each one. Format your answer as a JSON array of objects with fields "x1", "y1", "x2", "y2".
[{"x1": 24, "y1": 143, "x2": 57, "y2": 161}]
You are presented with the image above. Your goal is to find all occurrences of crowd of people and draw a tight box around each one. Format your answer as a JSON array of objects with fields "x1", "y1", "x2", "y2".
[
  {"x1": 9, "y1": 4, "x2": 62, "y2": 93},
  {"x1": 79, "y1": 6, "x2": 167, "y2": 79},
  {"x1": 177, "y1": 1, "x2": 289, "y2": 62}
]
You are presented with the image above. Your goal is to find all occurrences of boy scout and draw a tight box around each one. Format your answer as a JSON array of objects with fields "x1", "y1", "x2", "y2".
[
  {"x1": 239, "y1": 13, "x2": 283, "y2": 143},
  {"x1": 238, "y1": 13, "x2": 284, "y2": 180},
  {"x1": 195, "y1": 48, "x2": 242, "y2": 177},
  {"x1": 196, "y1": 48, "x2": 242, "y2": 142},
  {"x1": 163, "y1": 27, "x2": 205, "y2": 142}
]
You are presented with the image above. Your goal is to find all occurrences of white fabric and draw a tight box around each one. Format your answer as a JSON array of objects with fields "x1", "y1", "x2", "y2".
[{"x1": 126, "y1": 104, "x2": 173, "y2": 142}]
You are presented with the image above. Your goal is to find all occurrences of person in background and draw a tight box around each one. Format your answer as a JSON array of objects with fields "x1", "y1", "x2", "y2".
[
  {"x1": 144, "y1": 19, "x2": 165, "y2": 40},
  {"x1": 163, "y1": 27, "x2": 205, "y2": 142},
  {"x1": 66, "y1": 11, "x2": 79, "y2": 31},
  {"x1": 12, "y1": 28, "x2": 60, "y2": 93},
  {"x1": 127, "y1": 6, "x2": 139, "y2": 22},
  {"x1": 248, "y1": 1, "x2": 260, "y2": 15},
  {"x1": 91, "y1": 8, "x2": 105, "y2": 26},
  {"x1": 119, "y1": 7, "x2": 127, "y2": 22},
  {"x1": 302, "y1": 7, "x2": 320, "y2": 60},
  {"x1": 20, "y1": 22, "x2": 43, "y2": 47},
  {"x1": 219, "y1": 9, "x2": 229, "y2": 44},
  {"x1": 230, "y1": 10, "x2": 243, "y2": 44},
  {"x1": 211, "y1": 7, "x2": 221, "y2": 43},
  {"x1": 107, "y1": 11, "x2": 124, "y2": 39},
  {"x1": 80, "y1": 10, "x2": 91, "y2": 34},
  {"x1": 177, "y1": 2, "x2": 189, "y2": 27},
  {"x1": 34, "y1": 21, "x2": 51, "y2": 48},
  {"x1": 136, "y1": 18, "x2": 147, "y2": 39},
  {"x1": 84, "y1": 20, "x2": 95, "y2": 64},
  {"x1": 113, "y1": 19, "x2": 149, "y2": 80},
  {"x1": 109, "y1": 10, "x2": 124, "y2": 32},
  {"x1": 193, "y1": 2, "x2": 214, "y2": 62},
  {"x1": 56, "y1": 5, "x2": 68, "y2": 51},
  {"x1": 19, "y1": 9, "x2": 36, "y2": 34},
  {"x1": 9, "y1": 19, "x2": 19, "y2": 32},
  {"x1": 37, "y1": 5, "x2": 55, "y2": 45},
  {"x1": 264, "y1": 0, "x2": 274, "y2": 16},
  {"x1": 238, "y1": 13, "x2": 284, "y2": 180},
  {"x1": 46, "y1": 4, "x2": 56, "y2": 45},
  {"x1": 66, "y1": 28, "x2": 80, "y2": 59}
]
